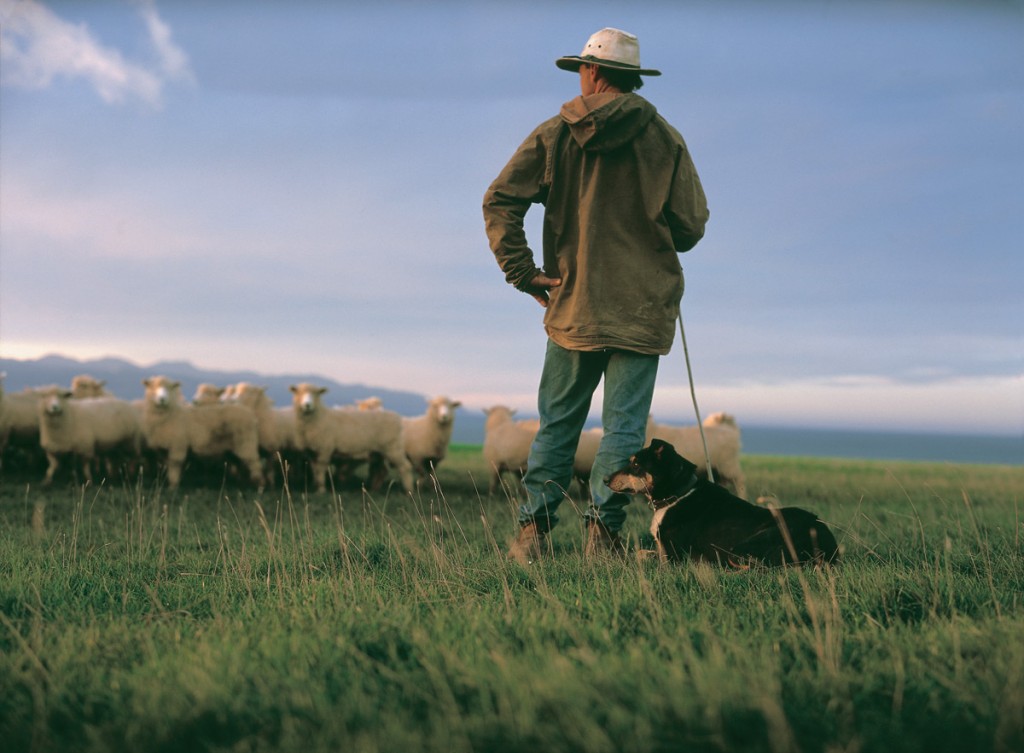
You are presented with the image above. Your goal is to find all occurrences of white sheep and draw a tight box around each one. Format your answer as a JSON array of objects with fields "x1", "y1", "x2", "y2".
[
  {"x1": 141, "y1": 376, "x2": 265, "y2": 490},
  {"x1": 482, "y1": 407, "x2": 603, "y2": 497},
  {"x1": 70, "y1": 374, "x2": 112, "y2": 398},
  {"x1": 645, "y1": 412, "x2": 747, "y2": 499},
  {"x1": 482, "y1": 406, "x2": 538, "y2": 494},
  {"x1": 36, "y1": 388, "x2": 142, "y2": 485},
  {"x1": 289, "y1": 383, "x2": 414, "y2": 494},
  {"x1": 0, "y1": 379, "x2": 44, "y2": 471},
  {"x1": 229, "y1": 382, "x2": 301, "y2": 483},
  {"x1": 192, "y1": 383, "x2": 226, "y2": 405},
  {"x1": 402, "y1": 396, "x2": 462, "y2": 478}
]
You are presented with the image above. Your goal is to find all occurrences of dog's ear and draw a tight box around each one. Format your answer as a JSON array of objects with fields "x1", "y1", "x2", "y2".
[{"x1": 650, "y1": 438, "x2": 670, "y2": 458}]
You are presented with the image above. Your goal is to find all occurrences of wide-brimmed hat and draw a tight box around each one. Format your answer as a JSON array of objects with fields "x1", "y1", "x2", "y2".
[{"x1": 556, "y1": 28, "x2": 661, "y2": 76}]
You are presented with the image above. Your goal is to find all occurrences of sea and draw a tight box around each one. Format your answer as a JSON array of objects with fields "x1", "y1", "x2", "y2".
[
  {"x1": 455, "y1": 421, "x2": 1021, "y2": 466},
  {"x1": 737, "y1": 426, "x2": 1022, "y2": 466}
]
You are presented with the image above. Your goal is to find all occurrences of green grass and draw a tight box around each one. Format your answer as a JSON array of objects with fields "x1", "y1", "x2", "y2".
[{"x1": 0, "y1": 446, "x2": 1021, "y2": 753}]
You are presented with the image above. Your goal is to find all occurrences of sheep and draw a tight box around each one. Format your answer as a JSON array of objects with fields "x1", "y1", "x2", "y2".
[
  {"x1": 290, "y1": 383, "x2": 415, "y2": 494},
  {"x1": 482, "y1": 406, "x2": 604, "y2": 497},
  {"x1": 228, "y1": 382, "x2": 301, "y2": 483},
  {"x1": 327, "y1": 398, "x2": 394, "y2": 489},
  {"x1": 36, "y1": 388, "x2": 142, "y2": 485},
  {"x1": 0, "y1": 379, "x2": 45, "y2": 472},
  {"x1": 70, "y1": 374, "x2": 112, "y2": 398},
  {"x1": 140, "y1": 376, "x2": 265, "y2": 490},
  {"x1": 482, "y1": 406, "x2": 539, "y2": 494},
  {"x1": 402, "y1": 396, "x2": 462, "y2": 478},
  {"x1": 192, "y1": 383, "x2": 226, "y2": 405},
  {"x1": 645, "y1": 412, "x2": 747, "y2": 499}
]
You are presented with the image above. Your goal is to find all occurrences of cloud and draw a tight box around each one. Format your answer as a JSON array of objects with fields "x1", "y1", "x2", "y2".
[
  {"x1": 136, "y1": 0, "x2": 190, "y2": 81},
  {"x1": 0, "y1": 0, "x2": 192, "y2": 106}
]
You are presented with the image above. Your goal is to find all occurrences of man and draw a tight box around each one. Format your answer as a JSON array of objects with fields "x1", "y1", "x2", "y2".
[{"x1": 482, "y1": 28, "x2": 709, "y2": 564}]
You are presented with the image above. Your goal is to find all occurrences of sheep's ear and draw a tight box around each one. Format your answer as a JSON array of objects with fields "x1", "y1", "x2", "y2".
[
  {"x1": 61, "y1": 390, "x2": 74, "y2": 399},
  {"x1": 171, "y1": 381, "x2": 181, "y2": 389},
  {"x1": 452, "y1": 401, "x2": 462, "y2": 408},
  {"x1": 289, "y1": 385, "x2": 298, "y2": 394},
  {"x1": 143, "y1": 378, "x2": 152, "y2": 387},
  {"x1": 316, "y1": 387, "x2": 328, "y2": 395}
]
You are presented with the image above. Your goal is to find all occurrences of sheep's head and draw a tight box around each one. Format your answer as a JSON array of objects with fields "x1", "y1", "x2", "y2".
[
  {"x1": 144, "y1": 377, "x2": 181, "y2": 409},
  {"x1": 71, "y1": 374, "x2": 107, "y2": 398},
  {"x1": 483, "y1": 405, "x2": 515, "y2": 429},
  {"x1": 290, "y1": 384, "x2": 327, "y2": 416},
  {"x1": 193, "y1": 383, "x2": 225, "y2": 405},
  {"x1": 233, "y1": 383, "x2": 270, "y2": 409},
  {"x1": 41, "y1": 389, "x2": 72, "y2": 417},
  {"x1": 430, "y1": 396, "x2": 462, "y2": 426}
]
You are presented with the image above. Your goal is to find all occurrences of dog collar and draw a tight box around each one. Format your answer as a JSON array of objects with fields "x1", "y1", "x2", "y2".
[{"x1": 650, "y1": 473, "x2": 699, "y2": 509}]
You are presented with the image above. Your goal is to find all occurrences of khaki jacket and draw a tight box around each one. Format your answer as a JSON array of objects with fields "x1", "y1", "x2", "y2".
[{"x1": 483, "y1": 92, "x2": 708, "y2": 354}]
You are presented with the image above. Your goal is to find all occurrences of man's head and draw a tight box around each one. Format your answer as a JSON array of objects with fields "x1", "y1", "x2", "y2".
[
  {"x1": 557, "y1": 28, "x2": 660, "y2": 94},
  {"x1": 578, "y1": 62, "x2": 644, "y2": 95}
]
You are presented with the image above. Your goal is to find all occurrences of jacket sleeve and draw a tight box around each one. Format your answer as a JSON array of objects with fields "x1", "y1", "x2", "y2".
[
  {"x1": 482, "y1": 123, "x2": 552, "y2": 291},
  {"x1": 664, "y1": 142, "x2": 709, "y2": 253}
]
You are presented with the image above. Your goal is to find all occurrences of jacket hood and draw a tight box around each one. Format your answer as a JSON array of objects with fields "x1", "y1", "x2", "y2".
[{"x1": 559, "y1": 92, "x2": 657, "y2": 152}]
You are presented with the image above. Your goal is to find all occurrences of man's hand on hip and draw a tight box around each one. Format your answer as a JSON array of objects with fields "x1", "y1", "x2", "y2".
[{"x1": 526, "y1": 274, "x2": 562, "y2": 308}]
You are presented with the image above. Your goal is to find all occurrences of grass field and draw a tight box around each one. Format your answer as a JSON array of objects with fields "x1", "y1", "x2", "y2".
[{"x1": 0, "y1": 445, "x2": 1021, "y2": 753}]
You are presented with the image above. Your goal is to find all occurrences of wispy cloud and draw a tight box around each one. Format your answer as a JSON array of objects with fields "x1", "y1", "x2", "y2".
[{"x1": 0, "y1": 0, "x2": 192, "y2": 106}]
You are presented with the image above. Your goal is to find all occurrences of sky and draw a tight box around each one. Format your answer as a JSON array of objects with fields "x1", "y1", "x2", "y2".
[{"x1": 1, "y1": 0, "x2": 1021, "y2": 436}]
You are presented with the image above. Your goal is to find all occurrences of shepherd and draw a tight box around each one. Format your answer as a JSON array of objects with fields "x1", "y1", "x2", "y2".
[{"x1": 483, "y1": 27, "x2": 710, "y2": 563}]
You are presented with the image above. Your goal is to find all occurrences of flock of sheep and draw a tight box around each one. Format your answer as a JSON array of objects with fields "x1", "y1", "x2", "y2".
[{"x1": 0, "y1": 373, "x2": 746, "y2": 498}]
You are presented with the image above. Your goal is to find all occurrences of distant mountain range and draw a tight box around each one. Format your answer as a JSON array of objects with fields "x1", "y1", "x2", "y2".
[{"x1": 0, "y1": 354, "x2": 489, "y2": 443}]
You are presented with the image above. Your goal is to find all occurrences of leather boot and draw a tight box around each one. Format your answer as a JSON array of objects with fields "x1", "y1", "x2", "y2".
[
  {"x1": 507, "y1": 522, "x2": 547, "y2": 565},
  {"x1": 584, "y1": 519, "x2": 625, "y2": 559}
]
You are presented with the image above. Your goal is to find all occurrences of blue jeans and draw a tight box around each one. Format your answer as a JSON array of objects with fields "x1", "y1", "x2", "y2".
[{"x1": 519, "y1": 340, "x2": 659, "y2": 533}]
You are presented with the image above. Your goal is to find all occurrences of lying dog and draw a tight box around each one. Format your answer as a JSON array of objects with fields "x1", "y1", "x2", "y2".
[{"x1": 606, "y1": 439, "x2": 839, "y2": 567}]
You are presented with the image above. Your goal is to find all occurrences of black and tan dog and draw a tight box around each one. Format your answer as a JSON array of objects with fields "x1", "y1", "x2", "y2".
[{"x1": 607, "y1": 439, "x2": 839, "y2": 567}]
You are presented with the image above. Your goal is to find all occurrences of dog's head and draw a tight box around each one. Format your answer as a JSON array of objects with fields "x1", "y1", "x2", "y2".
[{"x1": 606, "y1": 439, "x2": 699, "y2": 508}]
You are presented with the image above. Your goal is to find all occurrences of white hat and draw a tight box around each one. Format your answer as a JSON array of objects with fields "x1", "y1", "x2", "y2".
[{"x1": 556, "y1": 28, "x2": 661, "y2": 76}]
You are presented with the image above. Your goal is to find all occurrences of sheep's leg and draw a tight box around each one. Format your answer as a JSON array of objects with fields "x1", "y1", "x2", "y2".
[
  {"x1": 384, "y1": 448, "x2": 415, "y2": 494},
  {"x1": 42, "y1": 452, "x2": 60, "y2": 486},
  {"x1": 165, "y1": 450, "x2": 186, "y2": 490},
  {"x1": 80, "y1": 453, "x2": 94, "y2": 485},
  {"x1": 312, "y1": 456, "x2": 330, "y2": 493},
  {"x1": 243, "y1": 455, "x2": 266, "y2": 491},
  {"x1": 369, "y1": 453, "x2": 393, "y2": 490}
]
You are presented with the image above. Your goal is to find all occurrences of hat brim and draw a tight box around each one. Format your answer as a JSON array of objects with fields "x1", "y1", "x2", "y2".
[{"x1": 555, "y1": 55, "x2": 661, "y2": 76}]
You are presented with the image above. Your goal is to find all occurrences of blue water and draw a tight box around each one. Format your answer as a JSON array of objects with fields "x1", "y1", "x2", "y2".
[
  {"x1": 455, "y1": 419, "x2": 1021, "y2": 465},
  {"x1": 740, "y1": 426, "x2": 1022, "y2": 466}
]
